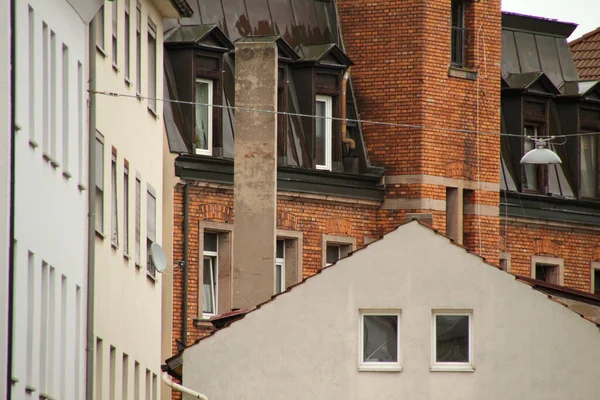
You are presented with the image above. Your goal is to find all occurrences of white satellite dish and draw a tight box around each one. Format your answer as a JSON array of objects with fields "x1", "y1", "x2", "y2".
[{"x1": 150, "y1": 243, "x2": 167, "y2": 273}]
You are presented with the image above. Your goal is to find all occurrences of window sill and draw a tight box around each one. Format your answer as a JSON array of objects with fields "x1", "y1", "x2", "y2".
[
  {"x1": 135, "y1": 262, "x2": 142, "y2": 269},
  {"x1": 123, "y1": 252, "x2": 130, "y2": 261},
  {"x1": 14, "y1": 122, "x2": 22, "y2": 133},
  {"x1": 62, "y1": 170, "x2": 72, "y2": 180},
  {"x1": 39, "y1": 392, "x2": 55, "y2": 400},
  {"x1": 28, "y1": 139, "x2": 39, "y2": 149},
  {"x1": 112, "y1": 63, "x2": 120, "y2": 73},
  {"x1": 448, "y1": 66, "x2": 477, "y2": 81},
  {"x1": 95, "y1": 230, "x2": 105, "y2": 240},
  {"x1": 136, "y1": 91, "x2": 142, "y2": 101},
  {"x1": 42, "y1": 152, "x2": 52, "y2": 162},
  {"x1": 125, "y1": 76, "x2": 132, "y2": 86},
  {"x1": 25, "y1": 385, "x2": 36, "y2": 393},
  {"x1": 78, "y1": 183, "x2": 87, "y2": 192},
  {"x1": 359, "y1": 363, "x2": 402, "y2": 372},
  {"x1": 147, "y1": 106, "x2": 159, "y2": 119},
  {"x1": 111, "y1": 242, "x2": 119, "y2": 250},
  {"x1": 146, "y1": 270, "x2": 157, "y2": 283},
  {"x1": 50, "y1": 159, "x2": 60, "y2": 169},
  {"x1": 96, "y1": 45, "x2": 107, "y2": 58},
  {"x1": 193, "y1": 318, "x2": 216, "y2": 330},
  {"x1": 430, "y1": 364, "x2": 475, "y2": 372}
]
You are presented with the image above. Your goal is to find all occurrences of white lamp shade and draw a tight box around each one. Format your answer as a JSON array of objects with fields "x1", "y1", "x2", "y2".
[{"x1": 520, "y1": 148, "x2": 562, "y2": 165}]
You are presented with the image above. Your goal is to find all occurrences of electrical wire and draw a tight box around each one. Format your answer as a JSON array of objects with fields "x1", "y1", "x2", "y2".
[{"x1": 90, "y1": 89, "x2": 600, "y2": 140}]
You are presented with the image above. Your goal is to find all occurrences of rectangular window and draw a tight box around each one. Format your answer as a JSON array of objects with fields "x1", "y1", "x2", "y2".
[
  {"x1": 60, "y1": 275, "x2": 67, "y2": 398},
  {"x1": 124, "y1": 1, "x2": 131, "y2": 81},
  {"x1": 275, "y1": 240, "x2": 285, "y2": 294},
  {"x1": 535, "y1": 263, "x2": 559, "y2": 284},
  {"x1": 359, "y1": 310, "x2": 401, "y2": 371},
  {"x1": 26, "y1": 251, "x2": 34, "y2": 384},
  {"x1": 523, "y1": 125, "x2": 548, "y2": 193},
  {"x1": 315, "y1": 95, "x2": 332, "y2": 170},
  {"x1": 594, "y1": 268, "x2": 600, "y2": 296},
  {"x1": 74, "y1": 285, "x2": 82, "y2": 396},
  {"x1": 203, "y1": 232, "x2": 218, "y2": 317},
  {"x1": 135, "y1": 175, "x2": 141, "y2": 265},
  {"x1": 112, "y1": 0, "x2": 118, "y2": 66},
  {"x1": 40, "y1": 262, "x2": 48, "y2": 391},
  {"x1": 147, "y1": 20, "x2": 157, "y2": 112},
  {"x1": 326, "y1": 244, "x2": 340, "y2": 267},
  {"x1": 62, "y1": 45, "x2": 70, "y2": 172},
  {"x1": 431, "y1": 311, "x2": 473, "y2": 371},
  {"x1": 109, "y1": 345, "x2": 116, "y2": 400},
  {"x1": 123, "y1": 161, "x2": 130, "y2": 255},
  {"x1": 145, "y1": 369, "x2": 151, "y2": 400},
  {"x1": 28, "y1": 7, "x2": 35, "y2": 144},
  {"x1": 96, "y1": 338, "x2": 103, "y2": 400},
  {"x1": 77, "y1": 61, "x2": 84, "y2": 187},
  {"x1": 580, "y1": 133, "x2": 598, "y2": 198},
  {"x1": 135, "y1": 2, "x2": 141, "y2": 93},
  {"x1": 50, "y1": 31, "x2": 57, "y2": 161},
  {"x1": 134, "y1": 361, "x2": 140, "y2": 400},
  {"x1": 42, "y1": 22, "x2": 49, "y2": 154},
  {"x1": 195, "y1": 78, "x2": 213, "y2": 155},
  {"x1": 146, "y1": 189, "x2": 156, "y2": 277},
  {"x1": 450, "y1": 0, "x2": 465, "y2": 67},
  {"x1": 152, "y1": 373, "x2": 157, "y2": 400},
  {"x1": 122, "y1": 354, "x2": 129, "y2": 400},
  {"x1": 111, "y1": 150, "x2": 119, "y2": 247},
  {"x1": 96, "y1": 133, "x2": 105, "y2": 234},
  {"x1": 95, "y1": 5, "x2": 105, "y2": 50}
]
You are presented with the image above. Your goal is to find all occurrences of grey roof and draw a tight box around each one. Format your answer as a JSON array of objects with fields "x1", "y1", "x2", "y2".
[
  {"x1": 503, "y1": 72, "x2": 560, "y2": 94},
  {"x1": 164, "y1": 24, "x2": 234, "y2": 50},
  {"x1": 296, "y1": 43, "x2": 353, "y2": 66}
]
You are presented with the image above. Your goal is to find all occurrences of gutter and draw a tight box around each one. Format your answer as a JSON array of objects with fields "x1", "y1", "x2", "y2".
[
  {"x1": 182, "y1": 183, "x2": 189, "y2": 346},
  {"x1": 162, "y1": 372, "x2": 208, "y2": 400},
  {"x1": 85, "y1": 14, "x2": 97, "y2": 400},
  {"x1": 7, "y1": 0, "x2": 16, "y2": 394}
]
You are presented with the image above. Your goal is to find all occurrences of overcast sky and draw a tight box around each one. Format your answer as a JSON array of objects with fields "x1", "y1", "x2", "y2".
[{"x1": 501, "y1": 0, "x2": 600, "y2": 41}]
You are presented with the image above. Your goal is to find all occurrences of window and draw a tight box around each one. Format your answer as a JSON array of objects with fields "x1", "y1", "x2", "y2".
[
  {"x1": 203, "y1": 232, "x2": 218, "y2": 317},
  {"x1": 593, "y1": 264, "x2": 600, "y2": 296},
  {"x1": 359, "y1": 310, "x2": 401, "y2": 371},
  {"x1": 431, "y1": 311, "x2": 473, "y2": 371},
  {"x1": 95, "y1": 132, "x2": 104, "y2": 234},
  {"x1": 326, "y1": 245, "x2": 340, "y2": 267},
  {"x1": 61, "y1": 45, "x2": 70, "y2": 172},
  {"x1": 50, "y1": 31, "x2": 57, "y2": 162},
  {"x1": 315, "y1": 95, "x2": 332, "y2": 170},
  {"x1": 322, "y1": 235, "x2": 356, "y2": 268},
  {"x1": 95, "y1": 5, "x2": 105, "y2": 50},
  {"x1": 134, "y1": 361, "x2": 140, "y2": 400},
  {"x1": 135, "y1": 175, "x2": 141, "y2": 265},
  {"x1": 147, "y1": 19, "x2": 157, "y2": 112},
  {"x1": 145, "y1": 369, "x2": 151, "y2": 400},
  {"x1": 135, "y1": 2, "x2": 141, "y2": 94},
  {"x1": 77, "y1": 61, "x2": 85, "y2": 187},
  {"x1": 523, "y1": 125, "x2": 546, "y2": 192},
  {"x1": 95, "y1": 338, "x2": 103, "y2": 399},
  {"x1": 195, "y1": 79, "x2": 213, "y2": 155},
  {"x1": 124, "y1": 1, "x2": 131, "y2": 81},
  {"x1": 275, "y1": 240, "x2": 285, "y2": 294},
  {"x1": 450, "y1": 0, "x2": 466, "y2": 67},
  {"x1": 499, "y1": 252, "x2": 511, "y2": 272},
  {"x1": 531, "y1": 255, "x2": 563, "y2": 285},
  {"x1": 146, "y1": 188, "x2": 156, "y2": 277},
  {"x1": 123, "y1": 162, "x2": 130, "y2": 255},
  {"x1": 109, "y1": 346, "x2": 116, "y2": 400},
  {"x1": 28, "y1": 7, "x2": 35, "y2": 145},
  {"x1": 112, "y1": 0, "x2": 118, "y2": 66},
  {"x1": 42, "y1": 22, "x2": 49, "y2": 155},
  {"x1": 580, "y1": 132, "x2": 598, "y2": 198},
  {"x1": 111, "y1": 150, "x2": 119, "y2": 247},
  {"x1": 122, "y1": 354, "x2": 129, "y2": 400}
]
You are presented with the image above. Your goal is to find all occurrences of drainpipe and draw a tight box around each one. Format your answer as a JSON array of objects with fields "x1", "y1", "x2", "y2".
[
  {"x1": 182, "y1": 183, "x2": 189, "y2": 346},
  {"x1": 7, "y1": 0, "x2": 16, "y2": 395},
  {"x1": 86, "y1": 14, "x2": 98, "y2": 400},
  {"x1": 340, "y1": 69, "x2": 355, "y2": 151},
  {"x1": 162, "y1": 372, "x2": 208, "y2": 400}
]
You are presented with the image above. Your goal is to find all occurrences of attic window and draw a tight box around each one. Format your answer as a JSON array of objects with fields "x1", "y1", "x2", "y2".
[{"x1": 531, "y1": 256, "x2": 563, "y2": 285}]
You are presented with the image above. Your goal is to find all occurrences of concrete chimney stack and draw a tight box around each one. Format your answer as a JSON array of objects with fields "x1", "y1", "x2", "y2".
[{"x1": 232, "y1": 39, "x2": 278, "y2": 309}]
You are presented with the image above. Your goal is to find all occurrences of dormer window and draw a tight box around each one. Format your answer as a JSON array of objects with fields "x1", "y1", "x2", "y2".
[
  {"x1": 315, "y1": 95, "x2": 332, "y2": 170},
  {"x1": 579, "y1": 108, "x2": 600, "y2": 199},
  {"x1": 522, "y1": 101, "x2": 548, "y2": 193},
  {"x1": 195, "y1": 78, "x2": 213, "y2": 155}
]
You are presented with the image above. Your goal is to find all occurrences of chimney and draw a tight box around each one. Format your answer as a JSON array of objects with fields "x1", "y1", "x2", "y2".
[{"x1": 232, "y1": 39, "x2": 278, "y2": 309}]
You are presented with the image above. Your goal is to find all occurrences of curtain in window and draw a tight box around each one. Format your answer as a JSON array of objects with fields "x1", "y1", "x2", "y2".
[
  {"x1": 315, "y1": 100, "x2": 326, "y2": 166},
  {"x1": 580, "y1": 135, "x2": 597, "y2": 198},
  {"x1": 363, "y1": 315, "x2": 397, "y2": 362},
  {"x1": 195, "y1": 81, "x2": 210, "y2": 151}
]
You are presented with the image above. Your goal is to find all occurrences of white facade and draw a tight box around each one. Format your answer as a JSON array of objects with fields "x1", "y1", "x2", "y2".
[
  {"x1": 184, "y1": 222, "x2": 600, "y2": 400},
  {"x1": 0, "y1": 0, "x2": 11, "y2": 397},
  {"x1": 92, "y1": 0, "x2": 172, "y2": 398},
  {"x1": 11, "y1": 0, "x2": 97, "y2": 398}
]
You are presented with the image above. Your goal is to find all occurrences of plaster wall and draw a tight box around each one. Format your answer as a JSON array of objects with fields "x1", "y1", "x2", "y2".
[
  {"x1": 93, "y1": 0, "x2": 165, "y2": 398},
  {"x1": 11, "y1": 0, "x2": 91, "y2": 398},
  {"x1": 184, "y1": 222, "x2": 600, "y2": 400}
]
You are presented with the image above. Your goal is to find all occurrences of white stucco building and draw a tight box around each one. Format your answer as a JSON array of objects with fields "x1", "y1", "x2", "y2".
[
  {"x1": 181, "y1": 221, "x2": 600, "y2": 400},
  {"x1": 91, "y1": 0, "x2": 191, "y2": 398},
  {"x1": 10, "y1": 0, "x2": 100, "y2": 398}
]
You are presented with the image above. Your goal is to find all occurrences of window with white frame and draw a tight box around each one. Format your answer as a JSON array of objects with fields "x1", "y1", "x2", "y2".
[
  {"x1": 146, "y1": 188, "x2": 156, "y2": 277},
  {"x1": 195, "y1": 78, "x2": 213, "y2": 155},
  {"x1": 359, "y1": 310, "x2": 401, "y2": 371},
  {"x1": 147, "y1": 19, "x2": 157, "y2": 112},
  {"x1": 315, "y1": 95, "x2": 332, "y2": 170},
  {"x1": 431, "y1": 310, "x2": 473, "y2": 371},
  {"x1": 111, "y1": 150, "x2": 119, "y2": 247},
  {"x1": 95, "y1": 132, "x2": 104, "y2": 235},
  {"x1": 203, "y1": 232, "x2": 219, "y2": 317},
  {"x1": 135, "y1": 174, "x2": 141, "y2": 266},
  {"x1": 123, "y1": 161, "x2": 130, "y2": 255},
  {"x1": 275, "y1": 240, "x2": 285, "y2": 294}
]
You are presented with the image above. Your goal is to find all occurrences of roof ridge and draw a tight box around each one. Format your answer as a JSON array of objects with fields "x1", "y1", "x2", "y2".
[{"x1": 570, "y1": 25, "x2": 600, "y2": 47}]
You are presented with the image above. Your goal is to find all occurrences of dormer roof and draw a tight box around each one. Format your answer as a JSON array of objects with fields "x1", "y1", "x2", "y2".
[
  {"x1": 295, "y1": 43, "x2": 353, "y2": 67},
  {"x1": 503, "y1": 72, "x2": 561, "y2": 95},
  {"x1": 164, "y1": 24, "x2": 234, "y2": 52}
]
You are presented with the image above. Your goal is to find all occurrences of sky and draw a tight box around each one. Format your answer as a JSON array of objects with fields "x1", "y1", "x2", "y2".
[{"x1": 501, "y1": 0, "x2": 600, "y2": 41}]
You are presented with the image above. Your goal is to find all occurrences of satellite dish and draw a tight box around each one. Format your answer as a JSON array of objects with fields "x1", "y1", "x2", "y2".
[{"x1": 150, "y1": 243, "x2": 167, "y2": 273}]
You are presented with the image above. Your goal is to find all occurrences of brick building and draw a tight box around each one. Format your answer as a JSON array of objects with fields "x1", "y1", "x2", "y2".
[{"x1": 159, "y1": 1, "x2": 600, "y2": 394}]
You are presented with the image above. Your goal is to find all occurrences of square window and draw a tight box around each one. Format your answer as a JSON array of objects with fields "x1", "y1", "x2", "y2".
[
  {"x1": 359, "y1": 311, "x2": 401, "y2": 371},
  {"x1": 431, "y1": 311, "x2": 473, "y2": 372}
]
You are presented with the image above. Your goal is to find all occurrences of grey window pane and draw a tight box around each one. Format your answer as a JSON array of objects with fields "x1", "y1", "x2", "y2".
[
  {"x1": 276, "y1": 240, "x2": 284, "y2": 259},
  {"x1": 580, "y1": 135, "x2": 597, "y2": 198},
  {"x1": 595, "y1": 270, "x2": 600, "y2": 295},
  {"x1": 326, "y1": 245, "x2": 339, "y2": 265},
  {"x1": 203, "y1": 257, "x2": 215, "y2": 314},
  {"x1": 363, "y1": 315, "x2": 398, "y2": 362},
  {"x1": 315, "y1": 100, "x2": 326, "y2": 165},
  {"x1": 436, "y1": 315, "x2": 469, "y2": 362},
  {"x1": 195, "y1": 81, "x2": 210, "y2": 150},
  {"x1": 204, "y1": 232, "x2": 218, "y2": 252},
  {"x1": 275, "y1": 264, "x2": 283, "y2": 294}
]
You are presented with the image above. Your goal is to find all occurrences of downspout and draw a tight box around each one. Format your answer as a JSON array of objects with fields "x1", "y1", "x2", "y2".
[
  {"x1": 7, "y1": 0, "x2": 16, "y2": 395},
  {"x1": 162, "y1": 372, "x2": 208, "y2": 400},
  {"x1": 86, "y1": 13, "x2": 98, "y2": 400},
  {"x1": 340, "y1": 69, "x2": 355, "y2": 151},
  {"x1": 182, "y1": 183, "x2": 189, "y2": 346}
]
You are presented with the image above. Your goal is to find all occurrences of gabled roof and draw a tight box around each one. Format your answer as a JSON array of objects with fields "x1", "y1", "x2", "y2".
[
  {"x1": 295, "y1": 43, "x2": 353, "y2": 67},
  {"x1": 503, "y1": 72, "x2": 561, "y2": 95},
  {"x1": 570, "y1": 26, "x2": 600, "y2": 80},
  {"x1": 164, "y1": 24, "x2": 234, "y2": 51}
]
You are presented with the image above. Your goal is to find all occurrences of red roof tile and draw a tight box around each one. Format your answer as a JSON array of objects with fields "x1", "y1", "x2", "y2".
[{"x1": 570, "y1": 26, "x2": 600, "y2": 80}]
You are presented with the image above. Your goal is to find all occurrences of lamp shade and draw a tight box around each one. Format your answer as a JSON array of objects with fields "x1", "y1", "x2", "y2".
[{"x1": 520, "y1": 147, "x2": 562, "y2": 165}]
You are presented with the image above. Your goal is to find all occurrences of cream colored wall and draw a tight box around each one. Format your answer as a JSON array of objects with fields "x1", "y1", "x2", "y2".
[
  {"x1": 184, "y1": 222, "x2": 600, "y2": 400},
  {"x1": 94, "y1": 0, "x2": 166, "y2": 398}
]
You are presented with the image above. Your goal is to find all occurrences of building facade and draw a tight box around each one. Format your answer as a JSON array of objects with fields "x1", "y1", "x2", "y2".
[
  {"x1": 91, "y1": 0, "x2": 190, "y2": 399},
  {"x1": 182, "y1": 222, "x2": 600, "y2": 400},
  {"x1": 10, "y1": 0, "x2": 100, "y2": 398}
]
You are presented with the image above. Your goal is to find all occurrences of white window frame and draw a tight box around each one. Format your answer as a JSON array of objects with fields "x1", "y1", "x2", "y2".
[
  {"x1": 591, "y1": 262, "x2": 600, "y2": 295},
  {"x1": 359, "y1": 309, "x2": 401, "y2": 372},
  {"x1": 202, "y1": 232, "x2": 219, "y2": 319},
  {"x1": 275, "y1": 239, "x2": 285, "y2": 294},
  {"x1": 195, "y1": 78, "x2": 214, "y2": 156},
  {"x1": 315, "y1": 95, "x2": 332, "y2": 171},
  {"x1": 530, "y1": 255, "x2": 564, "y2": 285},
  {"x1": 431, "y1": 310, "x2": 474, "y2": 372}
]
